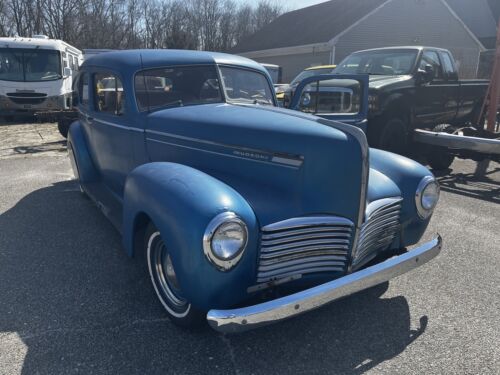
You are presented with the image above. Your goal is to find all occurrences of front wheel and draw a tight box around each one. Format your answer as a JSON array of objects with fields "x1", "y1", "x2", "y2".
[
  {"x1": 145, "y1": 223, "x2": 204, "y2": 327},
  {"x1": 376, "y1": 117, "x2": 409, "y2": 155}
]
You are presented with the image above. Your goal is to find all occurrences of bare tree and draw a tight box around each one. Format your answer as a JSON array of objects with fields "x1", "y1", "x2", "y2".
[{"x1": 0, "y1": 0, "x2": 284, "y2": 51}]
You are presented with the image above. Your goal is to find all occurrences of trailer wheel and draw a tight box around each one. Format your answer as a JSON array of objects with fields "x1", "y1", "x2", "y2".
[
  {"x1": 426, "y1": 124, "x2": 455, "y2": 171},
  {"x1": 57, "y1": 120, "x2": 70, "y2": 138}
]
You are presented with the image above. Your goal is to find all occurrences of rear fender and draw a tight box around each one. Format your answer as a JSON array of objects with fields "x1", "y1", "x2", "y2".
[{"x1": 122, "y1": 162, "x2": 259, "y2": 310}]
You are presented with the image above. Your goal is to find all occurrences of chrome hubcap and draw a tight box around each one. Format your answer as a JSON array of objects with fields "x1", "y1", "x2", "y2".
[{"x1": 148, "y1": 232, "x2": 190, "y2": 314}]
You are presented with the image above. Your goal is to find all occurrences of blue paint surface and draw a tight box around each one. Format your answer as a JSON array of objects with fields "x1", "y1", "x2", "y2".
[{"x1": 69, "y1": 50, "x2": 435, "y2": 310}]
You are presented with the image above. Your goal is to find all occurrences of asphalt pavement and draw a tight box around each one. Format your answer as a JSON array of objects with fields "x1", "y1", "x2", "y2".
[{"x1": 0, "y1": 122, "x2": 499, "y2": 374}]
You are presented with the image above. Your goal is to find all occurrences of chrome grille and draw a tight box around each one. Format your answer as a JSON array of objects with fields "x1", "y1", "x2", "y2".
[
  {"x1": 257, "y1": 216, "x2": 353, "y2": 283},
  {"x1": 353, "y1": 197, "x2": 403, "y2": 267}
]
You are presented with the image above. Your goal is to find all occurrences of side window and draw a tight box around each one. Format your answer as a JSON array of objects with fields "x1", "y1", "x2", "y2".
[
  {"x1": 77, "y1": 72, "x2": 89, "y2": 108},
  {"x1": 419, "y1": 51, "x2": 443, "y2": 79},
  {"x1": 134, "y1": 66, "x2": 222, "y2": 111},
  {"x1": 94, "y1": 72, "x2": 125, "y2": 115},
  {"x1": 62, "y1": 52, "x2": 67, "y2": 68},
  {"x1": 440, "y1": 52, "x2": 457, "y2": 79}
]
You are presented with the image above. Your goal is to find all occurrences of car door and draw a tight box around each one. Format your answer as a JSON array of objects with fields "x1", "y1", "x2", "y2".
[
  {"x1": 414, "y1": 50, "x2": 451, "y2": 126},
  {"x1": 88, "y1": 70, "x2": 135, "y2": 197},
  {"x1": 290, "y1": 74, "x2": 369, "y2": 132}
]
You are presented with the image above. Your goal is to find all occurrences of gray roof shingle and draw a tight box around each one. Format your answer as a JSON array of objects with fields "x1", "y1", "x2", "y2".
[{"x1": 231, "y1": 0, "x2": 387, "y2": 53}]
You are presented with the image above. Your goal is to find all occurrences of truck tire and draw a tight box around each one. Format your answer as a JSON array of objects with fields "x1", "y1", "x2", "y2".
[
  {"x1": 426, "y1": 124, "x2": 455, "y2": 171},
  {"x1": 57, "y1": 119, "x2": 70, "y2": 138},
  {"x1": 377, "y1": 117, "x2": 408, "y2": 155}
]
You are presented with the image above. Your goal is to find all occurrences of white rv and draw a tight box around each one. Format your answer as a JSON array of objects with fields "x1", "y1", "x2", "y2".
[{"x1": 0, "y1": 36, "x2": 83, "y2": 116}]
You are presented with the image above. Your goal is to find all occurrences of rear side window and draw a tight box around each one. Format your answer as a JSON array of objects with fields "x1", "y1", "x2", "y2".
[
  {"x1": 440, "y1": 52, "x2": 456, "y2": 79},
  {"x1": 94, "y1": 72, "x2": 125, "y2": 115},
  {"x1": 134, "y1": 65, "x2": 222, "y2": 111},
  {"x1": 77, "y1": 72, "x2": 89, "y2": 108}
]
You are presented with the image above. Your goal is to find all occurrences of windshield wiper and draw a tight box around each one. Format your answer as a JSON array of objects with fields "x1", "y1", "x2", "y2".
[
  {"x1": 253, "y1": 99, "x2": 272, "y2": 105},
  {"x1": 162, "y1": 100, "x2": 184, "y2": 108}
]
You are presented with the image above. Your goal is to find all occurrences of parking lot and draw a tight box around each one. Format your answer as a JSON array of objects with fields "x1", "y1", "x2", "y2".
[{"x1": 0, "y1": 121, "x2": 499, "y2": 375}]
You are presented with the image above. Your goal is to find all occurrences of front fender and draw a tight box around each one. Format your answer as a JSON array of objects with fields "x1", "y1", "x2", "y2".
[
  {"x1": 122, "y1": 162, "x2": 259, "y2": 310},
  {"x1": 369, "y1": 148, "x2": 435, "y2": 246}
]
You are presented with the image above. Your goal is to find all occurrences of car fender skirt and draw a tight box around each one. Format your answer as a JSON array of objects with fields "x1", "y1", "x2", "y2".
[{"x1": 122, "y1": 162, "x2": 259, "y2": 310}]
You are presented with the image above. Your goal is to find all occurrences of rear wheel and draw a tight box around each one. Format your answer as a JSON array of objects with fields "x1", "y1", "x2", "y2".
[
  {"x1": 57, "y1": 119, "x2": 70, "y2": 138},
  {"x1": 426, "y1": 124, "x2": 455, "y2": 171},
  {"x1": 144, "y1": 223, "x2": 204, "y2": 327}
]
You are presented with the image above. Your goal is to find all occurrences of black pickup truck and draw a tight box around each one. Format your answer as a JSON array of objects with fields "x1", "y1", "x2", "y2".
[{"x1": 333, "y1": 46, "x2": 489, "y2": 156}]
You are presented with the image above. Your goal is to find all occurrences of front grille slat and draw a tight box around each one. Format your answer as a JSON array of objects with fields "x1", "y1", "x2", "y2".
[
  {"x1": 261, "y1": 226, "x2": 352, "y2": 241},
  {"x1": 257, "y1": 216, "x2": 353, "y2": 283},
  {"x1": 353, "y1": 197, "x2": 403, "y2": 267},
  {"x1": 261, "y1": 238, "x2": 351, "y2": 253},
  {"x1": 259, "y1": 254, "x2": 348, "y2": 269},
  {"x1": 261, "y1": 232, "x2": 352, "y2": 246},
  {"x1": 257, "y1": 266, "x2": 346, "y2": 283},
  {"x1": 254, "y1": 198, "x2": 403, "y2": 286},
  {"x1": 260, "y1": 248, "x2": 349, "y2": 260}
]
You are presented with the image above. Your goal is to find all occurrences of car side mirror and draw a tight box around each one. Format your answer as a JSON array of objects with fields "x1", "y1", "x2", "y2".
[
  {"x1": 63, "y1": 67, "x2": 72, "y2": 78},
  {"x1": 418, "y1": 64, "x2": 434, "y2": 83}
]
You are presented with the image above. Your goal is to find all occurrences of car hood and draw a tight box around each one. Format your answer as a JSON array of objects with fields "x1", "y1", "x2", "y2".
[
  {"x1": 145, "y1": 103, "x2": 368, "y2": 227},
  {"x1": 368, "y1": 75, "x2": 412, "y2": 89}
]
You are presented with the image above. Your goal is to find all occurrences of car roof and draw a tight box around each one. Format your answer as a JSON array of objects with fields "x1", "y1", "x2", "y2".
[
  {"x1": 350, "y1": 46, "x2": 450, "y2": 54},
  {"x1": 81, "y1": 49, "x2": 267, "y2": 74},
  {"x1": 305, "y1": 65, "x2": 337, "y2": 71}
]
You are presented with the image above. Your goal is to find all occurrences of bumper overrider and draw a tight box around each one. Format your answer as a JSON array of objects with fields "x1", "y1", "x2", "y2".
[{"x1": 207, "y1": 235, "x2": 442, "y2": 333}]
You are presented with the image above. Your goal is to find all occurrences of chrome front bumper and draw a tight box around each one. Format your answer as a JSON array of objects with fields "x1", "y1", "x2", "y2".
[
  {"x1": 414, "y1": 129, "x2": 500, "y2": 155},
  {"x1": 207, "y1": 235, "x2": 442, "y2": 333}
]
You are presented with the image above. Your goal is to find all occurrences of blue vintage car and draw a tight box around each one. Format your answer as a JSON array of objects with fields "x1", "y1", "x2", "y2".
[{"x1": 68, "y1": 50, "x2": 442, "y2": 333}]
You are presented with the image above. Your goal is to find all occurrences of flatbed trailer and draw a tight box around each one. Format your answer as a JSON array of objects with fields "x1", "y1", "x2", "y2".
[{"x1": 415, "y1": 21, "x2": 500, "y2": 170}]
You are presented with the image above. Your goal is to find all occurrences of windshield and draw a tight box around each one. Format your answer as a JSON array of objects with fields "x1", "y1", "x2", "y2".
[
  {"x1": 135, "y1": 65, "x2": 223, "y2": 111},
  {"x1": 291, "y1": 68, "x2": 335, "y2": 86},
  {"x1": 335, "y1": 50, "x2": 418, "y2": 75},
  {"x1": 0, "y1": 48, "x2": 62, "y2": 82},
  {"x1": 219, "y1": 66, "x2": 274, "y2": 105}
]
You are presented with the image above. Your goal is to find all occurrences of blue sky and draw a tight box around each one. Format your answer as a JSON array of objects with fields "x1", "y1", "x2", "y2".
[{"x1": 234, "y1": 0, "x2": 327, "y2": 11}]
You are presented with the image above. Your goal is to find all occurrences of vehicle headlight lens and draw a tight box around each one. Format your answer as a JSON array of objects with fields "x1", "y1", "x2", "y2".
[
  {"x1": 203, "y1": 212, "x2": 248, "y2": 271},
  {"x1": 416, "y1": 176, "x2": 440, "y2": 219}
]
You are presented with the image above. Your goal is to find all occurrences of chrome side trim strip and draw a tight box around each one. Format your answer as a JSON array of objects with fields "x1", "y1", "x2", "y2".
[
  {"x1": 207, "y1": 235, "x2": 442, "y2": 333},
  {"x1": 146, "y1": 129, "x2": 304, "y2": 167},
  {"x1": 93, "y1": 118, "x2": 144, "y2": 133},
  {"x1": 146, "y1": 138, "x2": 300, "y2": 170}
]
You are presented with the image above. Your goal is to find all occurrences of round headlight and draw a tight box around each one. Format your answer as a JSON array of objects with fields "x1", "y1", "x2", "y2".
[
  {"x1": 203, "y1": 212, "x2": 248, "y2": 271},
  {"x1": 416, "y1": 176, "x2": 440, "y2": 219}
]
